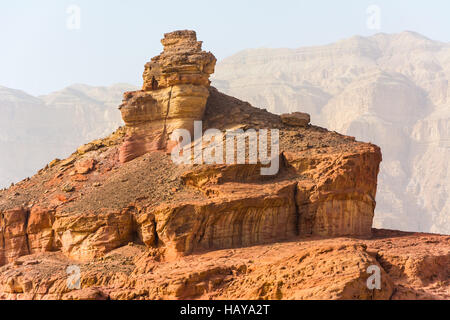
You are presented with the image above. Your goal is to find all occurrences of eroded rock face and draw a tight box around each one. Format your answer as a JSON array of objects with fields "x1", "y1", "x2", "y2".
[
  {"x1": 0, "y1": 231, "x2": 448, "y2": 300},
  {"x1": 26, "y1": 207, "x2": 55, "y2": 254},
  {"x1": 212, "y1": 32, "x2": 450, "y2": 235},
  {"x1": 0, "y1": 208, "x2": 30, "y2": 266},
  {"x1": 119, "y1": 30, "x2": 216, "y2": 163},
  {"x1": 0, "y1": 86, "x2": 382, "y2": 265},
  {"x1": 0, "y1": 30, "x2": 430, "y2": 300},
  {"x1": 284, "y1": 144, "x2": 381, "y2": 236},
  {"x1": 152, "y1": 182, "x2": 298, "y2": 258},
  {"x1": 53, "y1": 209, "x2": 134, "y2": 261},
  {"x1": 142, "y1": 30, "x2": 216, "y2": 90}
]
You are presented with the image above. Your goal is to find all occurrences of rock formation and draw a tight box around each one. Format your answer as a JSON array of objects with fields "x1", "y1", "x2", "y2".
[
  {"x1": 3, "y1": 32, "x2": 449, "y2": 236},
  {"x1": 0, "y1": 31, "x2": 448, "y2": 300},
  {"x1": 280, "y1": 112, "x2": 311, "y2": 127},
  {"x1": 212, "y1": 31, "x2": 450, "y2": 235},
  {"x1": 119, "y1": 30, "x2": 216, "y2": 163}
]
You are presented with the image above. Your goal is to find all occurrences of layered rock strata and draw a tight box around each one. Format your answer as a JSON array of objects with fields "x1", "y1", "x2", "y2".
[
  {"x1": 119, "y1": 30, "x2": 216, "y2": 163},
  {"x1": 212, "y1": 32, "x2": 450, "y2": 235},
  {"x1": 1, "y1": 30, "x2": 437, "y2": 300},
  {"x1": 0, "y1": 230, "x2": 448, "y2": 300},
  {"x1": 0, "y1": 86, "x2": 381, "y2": 265}
]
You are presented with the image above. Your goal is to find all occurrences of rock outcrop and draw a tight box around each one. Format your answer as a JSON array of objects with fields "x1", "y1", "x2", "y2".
[
  {"x1": 119, "y1": 30, "x2": 216, "y2": 163},
  {"x1": 0, "y1": 30, "x2": 381, "y2": 264},
  {"x1": 0, "y1": 85, "x2": 381, "y2": 264},
  {"x1": 281, "y1": 112, "x2": 311, "y2": 127},
  {"x1": 0, "y1": 230, "x2": 448, "y2": 300},
  {"x1": 142, "y1": 30, "x2": 216, "y2": 90},
  {"x1": 0, "y1": 30, "x2": 447, "y2": 300},
  {"x1": 212, "y1": 31, "x2": 450, "y2": 235}
]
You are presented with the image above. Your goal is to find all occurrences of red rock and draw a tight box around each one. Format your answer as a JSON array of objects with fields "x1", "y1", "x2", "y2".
[
  {"x1": 142, "y1": 30, "x2": 216, "y2": 90},
  {"x1": 0, "y1": 208, "x2": 29, "y2": 266},
  {"x1": 0, "y1": 30, "x2": 446, "y2": 300},
  {"x1": 75, "y1": 159, "x2": 96, "y2": 174},
  {"x1": 55, "y1": 195, "x2": 68, "y2": 203},
  {"x1": 26, "y1": 206, "x2": 55, "y2": 253},
  {"x1": 119, "y1": 30, "x2": 216, "y2": 163}
]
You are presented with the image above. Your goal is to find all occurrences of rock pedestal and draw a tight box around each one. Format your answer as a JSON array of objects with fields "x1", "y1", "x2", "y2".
[
  {"x1": 119, "y1": 30, "x2": 216, "y2": 163},
  {"x1": 0, "y1": 31, "x2": 408, "y2": 301}
]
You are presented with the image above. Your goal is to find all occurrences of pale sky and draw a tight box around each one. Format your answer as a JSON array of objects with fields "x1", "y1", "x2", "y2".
[{"x1": 1, "y1": 0, "x2": 449, "y2": 95}]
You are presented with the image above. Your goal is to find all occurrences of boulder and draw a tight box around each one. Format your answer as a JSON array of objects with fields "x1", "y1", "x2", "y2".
[{"x1": 280, "y1": 112, "x2": 310, "y2": 127}]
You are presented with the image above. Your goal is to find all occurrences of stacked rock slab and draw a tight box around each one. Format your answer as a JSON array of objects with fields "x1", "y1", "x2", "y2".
[{"x1": 119, "y1": 30, "x2": 217, "y2": 163}]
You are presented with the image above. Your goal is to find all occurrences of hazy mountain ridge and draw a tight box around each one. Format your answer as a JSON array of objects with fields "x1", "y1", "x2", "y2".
[
  {"x1": 0, "y1": 83, "x2": 137, "y2": 189},
  {"x1": 212, "y1": 31, "x2": 450, "y2": 234}
]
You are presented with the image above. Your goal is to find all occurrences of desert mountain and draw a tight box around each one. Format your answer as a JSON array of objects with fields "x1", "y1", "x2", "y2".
[
  {"x1": 0, "y1": 30, "x2": 448, "y2": 300},
  {"x1": 1, "y1": 32, "x2": 448, "y2": 235},
  {"x1": 0, "y1": 83, "x2": 137, "y2": 189},
  {"x1": 212, "y1": 31, "x2": 450, "y2": 234}
]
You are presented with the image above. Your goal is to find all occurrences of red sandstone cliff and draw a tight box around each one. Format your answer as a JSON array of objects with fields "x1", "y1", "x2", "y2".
[{"x1": 0, "y1": 31, "x2": 448, "y2": 300}]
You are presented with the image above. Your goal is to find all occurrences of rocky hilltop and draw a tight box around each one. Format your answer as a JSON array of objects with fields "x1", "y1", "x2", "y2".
[
  {"x1": 0, "y1": 31, "x2": 448, "y2": 300},
  {"x1": 212, "y1": 31, "x2": 450, "y2": 235}
]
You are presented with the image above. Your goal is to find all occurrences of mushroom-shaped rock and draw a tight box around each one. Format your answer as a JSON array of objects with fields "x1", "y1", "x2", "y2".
[{"x1": 119, "y1": 30, "x2": 217, "y2": 163}]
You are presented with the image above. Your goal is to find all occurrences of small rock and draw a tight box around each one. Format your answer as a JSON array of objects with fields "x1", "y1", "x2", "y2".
[
  {"x1": 62, "y1": 184, "x2": 75, "y2": 193},
  {"x1": 68, "y1": 170, "x2": 77, "y2": 176},
  {"x1": 76, "y1": 159, "x2": 96, "y2": 174},
  {"x1": 49, "y1": 159, "x2": 61, "y2": 168},
  {"x1": 280, "y1": 112, "x2": 310, "y2": 127},
  {"x1": 77, "y1": 143, "x2": 99, "y2": 155},
  {"x1": 60, "y1": 158, "x2": 76, "y2": 167}
]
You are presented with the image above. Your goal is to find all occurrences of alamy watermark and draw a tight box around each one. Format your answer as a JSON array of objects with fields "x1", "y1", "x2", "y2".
[
  {"x1": 366, "y1": 5, "x2": 381, "y2": 30},
  {"x1": 66, "y1": 264, "x2": 81, "y2": 290},
  {"x1": 66, "y1": 5, "x2": 81, "y2": 30},
  {"x1": 366, "y1": 265, "x2": 381, "y2": 290},
  {"x1": 170, "y1": 121, "x2": 280, "y2": 175}
]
